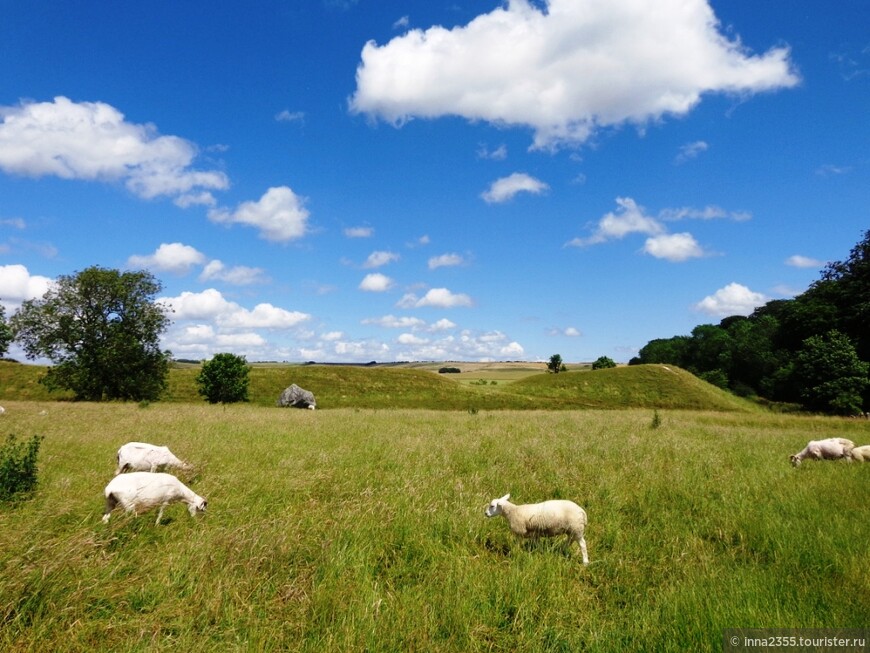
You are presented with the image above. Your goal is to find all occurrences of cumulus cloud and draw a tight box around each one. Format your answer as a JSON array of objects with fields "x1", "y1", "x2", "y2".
[
  {"x1": 481, "y1": 173, "x2": 549, "y2": 203},
  {"x1": 127, "y1": 242, "x2": 207, "y2": 275},
  {"x1": 785, "y1": 254, "x2": 824, "y2": 269},
  {"x1": 0, "y1": 264, "x2": 53, "y2": 306},
  {"x1": 208, "y1": 186, "x2": 309, "y2": 242},
  {"x1": 359, "y1": 273, "x2": 394, "y2": 292},
  {"x1": 569, "y1": 197, "x2": 664, "y2": 246},
  {"x1": 403, "y1": 287, "x2": 473, "y2": 308},
  {"x1": 350, "y1": 0, "x2": 798, "y2": 149},
  {"x1": 0, "y1": 96, "x2": 229, "y2": 200},
  {"x1": 567, "y1": 197, "x2": 734, "y2": 261},
  {"x1": 199, "y1": 260, "x2": 269, "y2": 285},
  {"x1": 428, "y1": 253, "x2": 465, "y2": 269},
  {"x1": 158, "y1": 288, "x2": 310, "y2": 329},
  {"x1": 362, "y1": 314, "x2": 427, "y2": 329},
  {"x1": 643, "y1": 233, "x2": 705, "y2": 262},
  {"x1": 694, "y1": 282, "x2": 769, "y2": 317},
  {"x1": 363, "y1": 250, "x2": 400, "y2": 268}
]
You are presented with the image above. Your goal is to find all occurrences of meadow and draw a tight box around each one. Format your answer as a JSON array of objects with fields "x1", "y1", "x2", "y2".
[{"x1": 0, "y1": 392, "x2": 868, "y2": 651}]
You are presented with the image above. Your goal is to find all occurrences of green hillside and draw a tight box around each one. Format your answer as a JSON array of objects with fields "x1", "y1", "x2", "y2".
[
  {"x1": 503, "y1": 364, "x2": 757, "y2": 412},
  {"x1": 0, "y1": 360, "x2": 755, "y2": 411}
]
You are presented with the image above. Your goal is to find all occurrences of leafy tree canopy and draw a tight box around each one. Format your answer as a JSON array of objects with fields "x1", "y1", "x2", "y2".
[
  {"x1": 0, "y1": 304, "x2": 12, "y2": 358},
  {"x1": 547, "y1": 354, "x2": 566, "y2": 373},
  {"x1": 196, "y1": 353, "x2": 251, "y2": 404},
  {"x1": 592, "y1": 356, "x2": 617, "y2": 370},
  {"x1": 10, "y1": 266, "x2": 171, "y2": 401}
]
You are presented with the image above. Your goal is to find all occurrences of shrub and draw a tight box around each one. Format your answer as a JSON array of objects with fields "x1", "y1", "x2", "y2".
[
  {"x1": 196, "y1": 353, "x2": 251, "y2": 404},
  {"x1": 438, "y1": 367, "x2": 461, "y2": 374},
  {"x1": 0, "y1": 434, "x2": 43, "y2": 501},
  {"x1": 592, "y1": 356, "x2": 617, "y2": 370}
]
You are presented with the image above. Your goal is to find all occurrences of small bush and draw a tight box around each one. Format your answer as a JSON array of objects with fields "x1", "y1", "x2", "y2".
[
  {"x1": 438, "y1": 367, "x2": 461, "y2": 374},
  {"x1": 0, "y1": 434, "x2": 43, "y2": 501},
  {"x1": 592, "y1": 356, "x2": 617, "y2": 370},
  {"x1": 650, "y1": 410, "x2": 662, "y2": 429}
]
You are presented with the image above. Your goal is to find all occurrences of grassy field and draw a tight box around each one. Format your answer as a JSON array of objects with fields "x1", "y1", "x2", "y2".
[
  {"x1": 0, "y1": 400, "x2": 868, "y2": 652},
  {"x1": 0, "y1": 360, "x2": 758, "y2": 412}
]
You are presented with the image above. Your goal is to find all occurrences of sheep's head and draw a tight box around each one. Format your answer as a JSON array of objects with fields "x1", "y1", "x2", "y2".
[
  {"x1": 188, "y1": 497, "x2": 207, "y2": 516},
  {"x1": 485, "y1": 493, "x2": 511, "y2": 518},
  {"x1": 790, "y1": 455, "x2": 802, "y2": 468}
]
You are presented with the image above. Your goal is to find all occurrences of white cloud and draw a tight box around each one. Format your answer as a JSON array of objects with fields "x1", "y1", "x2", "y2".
[
  {"x1": 477, "y1": 143, "x2": 507, "y2": 160},
  {"x1": 127, "y1": 242, "x2": 206, "y2": 275},
  {"x1": 413, "y1": 287, "x2": 473, "y2": 308},
  {"x1": 393, "y1": 15, "x2": 410, "y2": 30},
  {"x1": 428, "y1": 253, "x2": 465, "y2": 269},
  {"x1": 199, "y1": 260, "x2": 269, "y2": 285},
  {"x1": 569, "y1": 197, "x2": 664, "y2": 246},
  {"x1": 397, "y1": 332, "x2": 428, "y2": 345},
  {"x1": 362, "y1": 314, "x2": 426, "y2": 329},
  {"x1": 359, "y1": 273, "x2": 394, "y2": 292},
  {"x1": 675, "y1": 140, "x2": 708, "y2": 164},
  {"x1": 481, "y1": 172, "x2": 549, "y2": 203},
  {"x1": 785, "y1": 255, "x2": 824, "y2": 269},
  {"x1": 208, "y1": 186, "x2": 309, "y2": 242},
  {"x1": 275, "y1": 110, "x2": 305, "y2": 123},
  {"x1": 174, "y1": 191, "x2": 217, "y2": 208},
  {"x1": 363, "y1": 250, "x2": 400, "y2": 268},
  {"x1": 0, "y1": 264, "x2": 53, "y2": 306},
  {"x1": 430, "y1": 318, "x2": 456, "y2": 331},
  {"x1": 694, "y1": 283, "x2": 769, "y2": 317},
  {"x1": 350, "y1": 0, "x2": 798, "y2": 149},
  {"x1": 659, "y1": 206, "x2": 750, "y2": 222},
  {"x1": 0, "y1": 96, "x2": 229, "y2": 200},
  {"x1": 643, "y1": 233, "x2": 705, "y2": 262},
  {"x1": 344, "y1": 226, "x2": 373, "y2": 238},
  {"x1": 158, "y1": 288, "x2": 310, "y2": 329}
]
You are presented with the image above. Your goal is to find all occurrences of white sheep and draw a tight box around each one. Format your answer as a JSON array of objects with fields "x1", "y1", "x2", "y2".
[
  {"x1": 0, "y1": 406, "x2": 5, "y2": 415},
  {"x1": 114, "y1": 441, "x2": 191, "y2": 476},
  {"x1": 789, "y1": 437, "x2": 856, "y2": 467},
  {"x1": 850, "y1": 445, "x2": 870, "y2": 462},
  {"x1": 102, "y1": 472, "x2": 207, "y2": 525},
  {"x1": 485, "y1": 493, "x2": 589, "y2": 564}
]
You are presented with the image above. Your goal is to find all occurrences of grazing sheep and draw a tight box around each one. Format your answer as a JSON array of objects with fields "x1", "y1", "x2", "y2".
[
  {"x1": 850, "y1": 445, "x2": 870, "y2": 462},
  {"x1": 485, "y1": 493, "x2": 589, "y2": 564},
  {"x1": 0, "y1": 406, "x2": 5, "y2": 415},
  {"x1": 789, "y1": 438, "x2": 856, "y2": 467},
  {"x1": 114, "y1": 441, "x2": 191, "y2": 476},
  {"x1": 102, "y1": 472, "x2": 207, "y2": 525}
]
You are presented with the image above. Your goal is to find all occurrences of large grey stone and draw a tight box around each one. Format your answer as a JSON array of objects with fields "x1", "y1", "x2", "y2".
[{"x1": 276, "y1": 384, "x2": 316, "y2": 409}]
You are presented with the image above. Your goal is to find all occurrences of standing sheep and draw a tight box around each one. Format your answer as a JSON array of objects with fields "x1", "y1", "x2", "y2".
[
  {"x1": 789, "y1": 438, "x2": 855, "y2": 467},
  {"x1": 485, "y1": 493, "x2": 589, "y2": 564},
  {"x1": 850, "y1": 445, "x2": 870, "y2": 462},
  {"x1": 114, "y1": 441, "x2": 191, "y2": 476},
  {"x1": 102, "y1": 472, "x2": 207, "y2": 525}
]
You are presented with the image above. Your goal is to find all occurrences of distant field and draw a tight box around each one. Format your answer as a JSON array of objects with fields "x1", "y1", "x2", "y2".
[
  {"x1": 0, "y1": 360, "x2": 756, "y2": 412},
  {"x1": 0, "y1": 403, "x2": 867, "y2": 652}
]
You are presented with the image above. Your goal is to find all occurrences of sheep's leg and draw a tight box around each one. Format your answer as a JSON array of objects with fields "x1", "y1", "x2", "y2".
[
  {"x1": 574, "y1": 533, "x2": 589, "y2": 565},
  {"x1": 155, "y1": 504, "x2": 166, "y2": 525}
]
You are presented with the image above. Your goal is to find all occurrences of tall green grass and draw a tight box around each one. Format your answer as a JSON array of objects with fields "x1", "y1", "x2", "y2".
[{"x1": 1, "y1": 402, "x2": 867, "y2": 651}]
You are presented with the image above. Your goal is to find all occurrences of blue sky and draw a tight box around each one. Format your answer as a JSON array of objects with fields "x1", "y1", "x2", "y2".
[{"x1": 1, "y1": 0, "x2": 867, "y2": 364}]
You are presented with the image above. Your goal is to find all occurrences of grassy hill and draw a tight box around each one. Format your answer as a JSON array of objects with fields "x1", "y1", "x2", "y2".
[{"x1": 1, "y1": 360, "x2": 756, "y2": 412}]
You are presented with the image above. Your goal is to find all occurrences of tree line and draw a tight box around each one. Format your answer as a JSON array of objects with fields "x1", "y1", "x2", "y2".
[{"x1": 630, "y1": 230, "x2": 870, "y2": 415}]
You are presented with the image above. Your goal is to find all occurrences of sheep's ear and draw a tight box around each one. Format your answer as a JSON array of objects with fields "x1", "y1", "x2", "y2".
[{"x1": 500, "y1": 493, "x2": 510, "y2": 502}]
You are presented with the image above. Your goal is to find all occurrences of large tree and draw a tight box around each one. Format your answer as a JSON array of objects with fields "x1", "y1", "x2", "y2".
[
  {"x1": 11, "y1": 266, "x2": 172, "y2": 401},
  {"x1": 0, "y1": 304, "x2": 12, "y2": 358}
]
